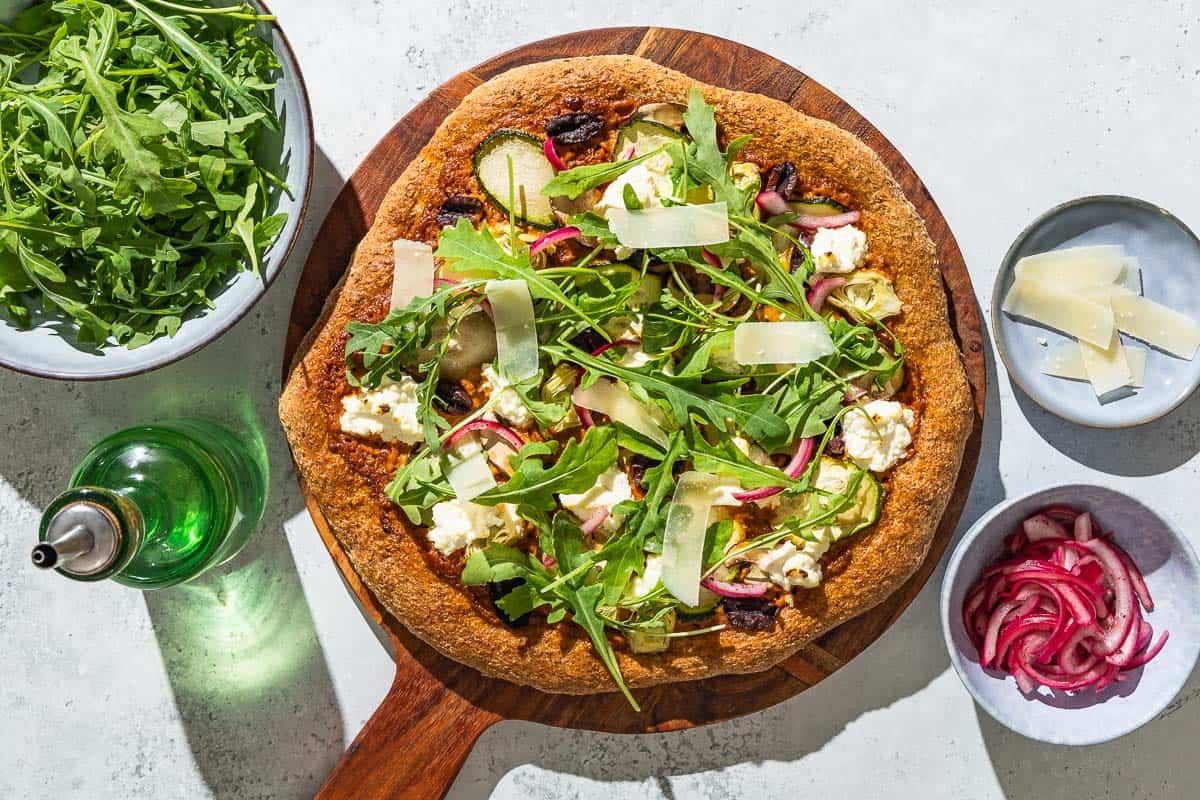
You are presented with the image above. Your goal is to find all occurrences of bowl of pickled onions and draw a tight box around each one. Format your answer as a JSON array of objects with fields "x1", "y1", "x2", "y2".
[{"x1": 941, "y1": 485, "x2": 1200, "y2": 745}]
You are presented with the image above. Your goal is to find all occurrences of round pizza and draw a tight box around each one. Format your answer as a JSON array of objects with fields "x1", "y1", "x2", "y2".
[{"x1": 279, "y1": 55, "x2": 973, "y2": 706}]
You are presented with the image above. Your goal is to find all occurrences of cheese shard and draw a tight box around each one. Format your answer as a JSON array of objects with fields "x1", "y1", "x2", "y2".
[
  {"x1": 1001, "y1": 278, "x2": 1115, "y2": 347},
  {"x1": 572, "y1": 378, "x2": 670, "y2": 447},
  {"x1": 607, "y1": 202, "x2": 730, "y2": 249},
  {"x1": 446, "y1": 437, "x2": 496, "y2": 502},
  {"x1": 660, "y1": 471, "x2": 720, "y2": 607},
  {"x1": 1041, "y1": 342, "x2": 1088, "y2": 380},
  {"x1": 486, "y1": 279, "x2": 539, "y2": 382},
  {"x1": 1042, "y1": 341, "x2": 1146, "y2": 387},
  {"x1": 733, "y1": 321, "x2": 835, "y2": 365},
  {"x1": 1108, "y1": 292, "x2": 1200, "y2": 359},
  {"x1": 1079, "y1": 330, "x2": 1133, "y2": 396},
  {"x1": 1014, "y1": 245, "x2": 1126, "y2": 287},
  {"x1": 391, "y1": 239, "x2": 435, "y2": 310}
]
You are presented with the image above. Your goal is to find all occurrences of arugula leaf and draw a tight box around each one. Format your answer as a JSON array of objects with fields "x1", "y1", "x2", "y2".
[
  {"x1": 436, "y1": 219, "x2": 601, "y2": 329},
  {"x1": 474, "y1": 426, "x2": 619, "y2": 510},
  {"x1": 540, "y1": 148, "x2": 664, "y2": 200},
  {"x1": 550, "y1": 342, "x2": 789, "y2": 442}
]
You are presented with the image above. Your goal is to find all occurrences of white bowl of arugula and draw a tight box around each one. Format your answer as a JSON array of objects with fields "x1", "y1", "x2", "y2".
[{"x1": 0, "y1": 0, "x2": 312, "y2": 379}]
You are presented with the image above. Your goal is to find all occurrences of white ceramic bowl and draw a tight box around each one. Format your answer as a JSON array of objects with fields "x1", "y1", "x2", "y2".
[
  {"x1": 0, "y1": 0, "x2": 313, "y2": 380},
  {"x1": 940, "y1": 485, "x2": 1200, "y2": 745}
]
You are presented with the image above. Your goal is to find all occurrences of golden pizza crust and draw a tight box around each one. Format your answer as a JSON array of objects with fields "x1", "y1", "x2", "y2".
[{"x1": 279, "y1": 55, "x2": 973, "y2": 693}]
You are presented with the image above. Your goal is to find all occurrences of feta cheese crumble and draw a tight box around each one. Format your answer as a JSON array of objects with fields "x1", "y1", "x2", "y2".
[
  {"x1": 628, "y1": 554, "x2": 663, "y2": 598},
  {"x1": 810, "y1": 224, "x2": 867, "y2": 274},
  {"x1": 339, "y1": 374, "x2": 423, "y2": 443},
  {"x1": 841, "y1": 399, "x2": 915, "y2": 472},
  {"x1": 481, "y1": 364, "x2": 534, "y2": 429},
  {"x1": 559, "y1": 466, "x2": 633, "y2": 535},
  {"x1": 594, "y1": 151, "x2": 675, "y2": 217},
  {"x1": 426, "y1": 498, "x2": 522, "y2": 556},
  {"x1": 754, "y1": 530, "x2": 834, "y2": 590}
]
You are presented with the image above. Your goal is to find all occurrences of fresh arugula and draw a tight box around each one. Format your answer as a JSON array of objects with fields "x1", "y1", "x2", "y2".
[
  {"x1": 540, "y1": 147, "x2": 666, "y2": 200},
  {"x1": 0, "y1": 0, "x2": 288, "y2": 346}
]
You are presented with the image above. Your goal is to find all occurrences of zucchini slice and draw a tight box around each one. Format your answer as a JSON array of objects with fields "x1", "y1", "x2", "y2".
[
  {"x1": 472, "y1": 130, "x2": 556, "y2": 227},
  {"x1": 808, "y1": 457, "x2": 882, "y2": 539},
  {"x1": 614, "y1": 119, "x2": 686, "y2": 160},
  {"x1": 789, "y1": 197, "x2": 848, "y2": 217},
  {"x1": 677, "y1": 588, "x2": 720, "y2": 619}
]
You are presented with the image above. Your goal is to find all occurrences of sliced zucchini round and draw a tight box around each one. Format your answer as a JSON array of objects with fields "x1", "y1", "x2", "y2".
[
  {"x1": 808, "y1": 456, "x2": 882, "y2": 539},
  {"x1": 472, "y1": 130, "x2": 556, "y2": 228},
  {"x1": 613, "y1": 119, "x2": 686, "y2": 160},
  {"x1": 789, "y1": 197, "x2": 848, "y2": 217},
  {"x1": 677, "y1": 587, "x2": 720, "y2": 619}
]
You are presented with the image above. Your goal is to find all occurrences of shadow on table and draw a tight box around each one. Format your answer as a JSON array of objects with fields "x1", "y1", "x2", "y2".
[
  {"x1": 975, "y1": 660, "x2": 1200, "y2": 799},
  {"x1": 1012, "y1": 380, "x2": 1200, "y2": 476},
  {"x1": 449, "y1": 320, "x2": 1009, "y2": 799},
  {"x1": 137, "y1": 143, "x2": 356, "y2": 800}
]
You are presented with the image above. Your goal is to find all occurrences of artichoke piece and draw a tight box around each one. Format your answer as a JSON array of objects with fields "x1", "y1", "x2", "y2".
[{"x1": 828, "y1": 269, "x2": 902, "y2": 321}]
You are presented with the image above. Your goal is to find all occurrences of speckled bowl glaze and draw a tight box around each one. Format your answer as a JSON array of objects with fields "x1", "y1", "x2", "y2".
[
  {"x1": 993, "y1": 195, "x2": 1200, "y2": 428},
  {"x1": 941, "y1": 485, "x2": 1200, "y2": 745},
  {"x1": 0, "y1": 0, "x2": 313, "y2": 380}
]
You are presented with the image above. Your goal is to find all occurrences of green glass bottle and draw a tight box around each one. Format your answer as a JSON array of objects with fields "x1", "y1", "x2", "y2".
[{"x1": 32, "y1": 419, "x2": 267, "y2": 589}]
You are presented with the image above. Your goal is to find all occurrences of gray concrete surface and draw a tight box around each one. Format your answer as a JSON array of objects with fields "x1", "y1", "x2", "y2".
[{"x1": 3, "y1": 1, "x2": 1200, "y2": 798}]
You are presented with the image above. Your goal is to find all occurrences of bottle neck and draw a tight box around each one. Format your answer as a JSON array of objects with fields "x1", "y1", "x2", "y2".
[{"x1": 35, "y1": 487, "x2": 145, "y2": 582}]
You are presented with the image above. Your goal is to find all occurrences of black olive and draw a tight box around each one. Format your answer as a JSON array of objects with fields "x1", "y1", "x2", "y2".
[
  {"x1": 434, "y1": 379, "x2": 473, "y2": 415},
  {"x1": 722, "y1": 596, "x2": 778, "y2": 631},
  {"x1": 827, "y1": 433, "x2": 845, "y2": 456},
  {"x1": 569, "y1": 328, "x2": 606, "y2": 354},
  {"x1": 545, "y1": 113, "x2": 604, "y2": 146},
  {"x1": 789, "y1": 247, "x2": 807, "y2": 274},
  {"x1": 435, "y1": 195, "x2": 484, "y2": 228},
  {"x1": 764, "y1": 161, "x2": 799, "y2": 198},
  {"x1": 488, "y1": 578, "x2": 530, "y2": 627},
  {"x1": 629, "y1": 455, "x2": 655, "y2": 493}
]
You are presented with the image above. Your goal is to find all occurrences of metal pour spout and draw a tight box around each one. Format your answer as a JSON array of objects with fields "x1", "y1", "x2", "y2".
[{"x1": 31, "y1": 523, "x2": 95, "y2": 569}]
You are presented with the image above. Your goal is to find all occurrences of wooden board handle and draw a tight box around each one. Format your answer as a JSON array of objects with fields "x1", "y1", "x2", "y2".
[{"x1": 317, "y1": 669, "x2": 500, "y2": 800}]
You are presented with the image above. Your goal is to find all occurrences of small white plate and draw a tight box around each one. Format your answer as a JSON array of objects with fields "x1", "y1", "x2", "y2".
[
  {"x1": 992, "y1": 195, "x2": 1200, "y2": 427},
  {"x1": 940, "y1": 485, "x2": 1200, "y2": 746}
]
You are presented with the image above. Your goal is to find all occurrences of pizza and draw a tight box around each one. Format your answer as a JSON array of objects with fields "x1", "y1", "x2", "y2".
[{"x1": 279, "y1": 55, "x2": 972, "y2": 706}]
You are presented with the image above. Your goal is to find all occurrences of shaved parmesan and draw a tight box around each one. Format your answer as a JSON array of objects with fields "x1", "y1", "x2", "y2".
[
  {"x1": 391, "y1": 239, "x2": 435, "y2": 310},
  {"x1": 446, "y1": 436, "x2": 496, "y2": 502},
  {"x1": 1014, "y1": 245, "x2": 1126, "y2": 287},
  {"x1": 660, "y1": 472, "x2": 720, "y2": 607},
  {"x1": 733, "y1": 321, "x2": 835, "y2": 365},
  {"x1": 1040, "y1": 342, "x2": 1088, "y2": 380},
  {"x1": 607, "y1": 202, "x2": 730, "y2": 249},
  {"x1": 1042, "y1": 341, "x2": 1146, "y2": 387},
  {"x1": 1001, "y1": 278, "x2": 1114, "y2": 347},
  {"x1": 1107, "y1": 291, "x2": 1200, "y2": 359},
  {"x1": 485, "y1": 279, "x2": 539, "y2": 382},
  {"x1": 572, "y1": 379, "x2": 670, "y2": 447},
  {"x1": 1079, "y1": 330, "x2": 1133, "y2": 396}
]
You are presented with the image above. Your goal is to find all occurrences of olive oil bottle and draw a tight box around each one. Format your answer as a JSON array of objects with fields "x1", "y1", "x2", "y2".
[{"x1": 32, "y1": 419, "x2": 267, "y2": 589}]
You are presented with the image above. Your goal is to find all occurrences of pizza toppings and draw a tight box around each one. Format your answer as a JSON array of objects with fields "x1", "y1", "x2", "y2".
[
  {"x1": 841, "y1": 400, "x2": 915, "y2": 473},
  {"x1": 339, "y1": 375, "x2": 424, "y2": 443},
  {"x1": 338, "y1": 89, "x2": 916, "y2": 706},
  {"x1": 810, "y1": 224, "x2": 868, "y2": 273}
]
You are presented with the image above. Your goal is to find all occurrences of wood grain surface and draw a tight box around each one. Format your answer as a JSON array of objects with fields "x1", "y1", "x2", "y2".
[{"x1": 281, "y1": 27, "x2": 987, "y2": 800}]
